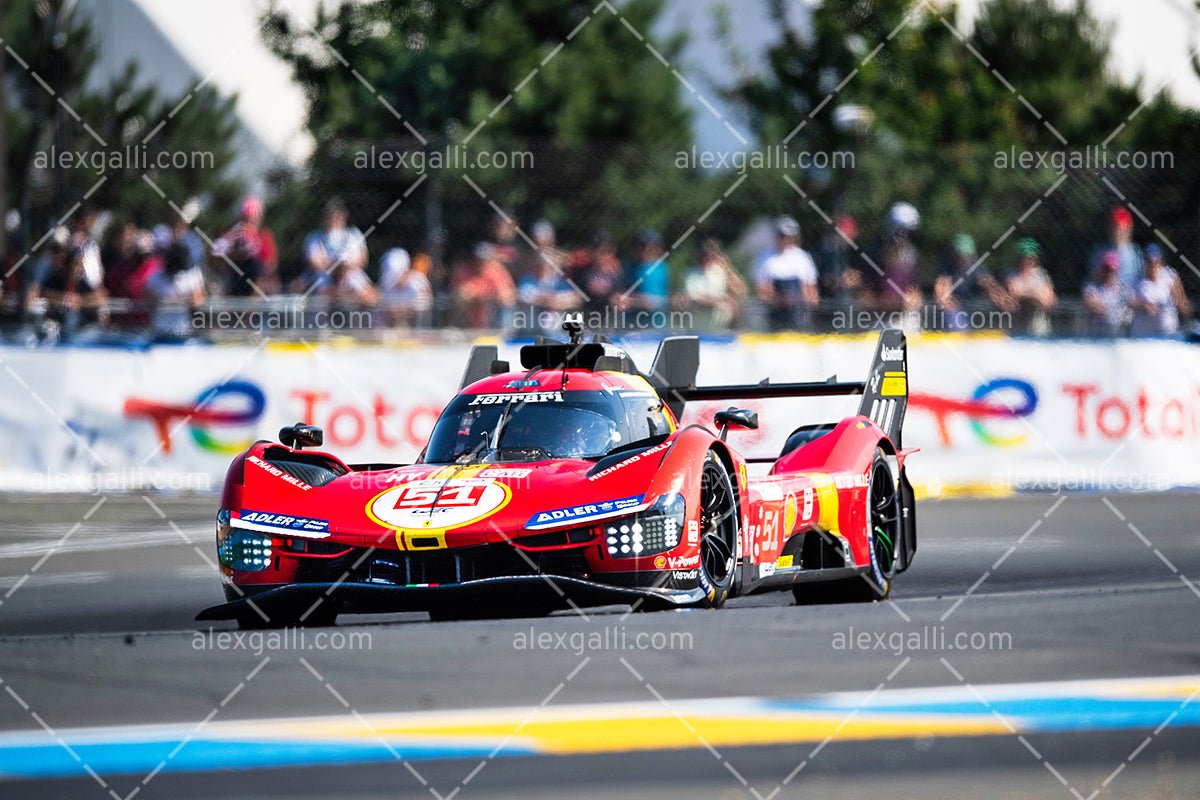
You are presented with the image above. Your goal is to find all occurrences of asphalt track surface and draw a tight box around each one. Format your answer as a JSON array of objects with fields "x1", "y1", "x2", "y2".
[{"x1": 0, "y1": 492, "x2": 1198, "y2": 798}]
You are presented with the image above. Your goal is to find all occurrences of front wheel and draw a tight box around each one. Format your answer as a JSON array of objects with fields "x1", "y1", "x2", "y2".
[{"x1": 696, "y1": 453, "x2": 739, "y2": 609}]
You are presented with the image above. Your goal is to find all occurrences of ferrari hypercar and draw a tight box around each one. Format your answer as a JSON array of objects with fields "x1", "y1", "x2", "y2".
[{"x1": 198, "y1": 322, "x2": 917, "y2": 627}]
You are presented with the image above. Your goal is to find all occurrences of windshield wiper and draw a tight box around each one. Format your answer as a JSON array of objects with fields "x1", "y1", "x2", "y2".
[
  {"x1": 456, "y1": 433, "x2": 491, "y2": 464},
  {"x1": 490, "y1": 366, "x2": 542, "y2": 455}
]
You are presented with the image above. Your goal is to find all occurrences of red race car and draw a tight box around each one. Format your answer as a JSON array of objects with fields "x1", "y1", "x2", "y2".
[{"x1": 198, "y1": 321, "x2": 917, "y2": 627}]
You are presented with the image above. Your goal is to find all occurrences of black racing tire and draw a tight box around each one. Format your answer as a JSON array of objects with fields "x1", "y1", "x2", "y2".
[
  {"x1": 696, "y1": 452, "x2": 739, "y2": 609},
  {"x1": 793, "y1": 447, "x2": 900, "y2": 605}
]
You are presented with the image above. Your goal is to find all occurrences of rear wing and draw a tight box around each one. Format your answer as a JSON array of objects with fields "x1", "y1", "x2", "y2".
[{"x1": 655, "y1": 329, "x2": 909, "y2": 447}]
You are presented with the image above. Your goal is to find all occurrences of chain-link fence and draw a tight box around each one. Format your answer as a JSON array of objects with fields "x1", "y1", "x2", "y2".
[{"x1": 4, "y1": 139, "x2": 1198, "y2": 344}]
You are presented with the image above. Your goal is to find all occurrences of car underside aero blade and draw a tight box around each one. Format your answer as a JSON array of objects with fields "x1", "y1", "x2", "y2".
[{"x1": 196, "y1": 577, "x2": 696, "y2": 622}]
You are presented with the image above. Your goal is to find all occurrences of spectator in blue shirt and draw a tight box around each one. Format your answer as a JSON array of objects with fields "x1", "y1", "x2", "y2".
[{"x1": 625, "y1": 229, "x2": 670, "y2": 312}]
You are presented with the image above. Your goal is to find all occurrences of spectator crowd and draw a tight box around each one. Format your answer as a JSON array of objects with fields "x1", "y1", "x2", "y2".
[{"x1": 0, "y1": 196, "x2": 1192, "y2": 342}]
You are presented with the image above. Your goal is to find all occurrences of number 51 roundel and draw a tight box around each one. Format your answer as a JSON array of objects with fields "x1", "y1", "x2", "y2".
[{"x1": 366, "y1": 479, "x2": 512, "y2": 532}]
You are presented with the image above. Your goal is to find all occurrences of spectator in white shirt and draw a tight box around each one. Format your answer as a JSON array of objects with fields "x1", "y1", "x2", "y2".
[
  {"x1": 146, "y1": 240, "x2": 206, "y2": 339},
  {"x1": 1131, "y1": 243, "x2": 1190, "y2": 337},
  {"x1": 379, "y1": 247, "x2": 433, "y2": 328},
  {"x1": 756, "y1": 216, "x2": 819, "y2": 330},
  {"x1": 292, "y1": 198, "x2": 369, "y2": 294}
]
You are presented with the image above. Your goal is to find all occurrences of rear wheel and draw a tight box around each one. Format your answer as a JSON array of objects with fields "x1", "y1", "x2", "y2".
[
  {"x1": 696, "y1": 453, "x2": 738, "y2": 609},
  {"x1": 793, "y1": 447, "x2": 899, "y2": 604}
]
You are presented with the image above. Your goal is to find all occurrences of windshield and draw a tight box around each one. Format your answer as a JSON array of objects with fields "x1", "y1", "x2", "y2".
[{"x1": 424, "y1": 388, "x2": 672, "y2": 463}]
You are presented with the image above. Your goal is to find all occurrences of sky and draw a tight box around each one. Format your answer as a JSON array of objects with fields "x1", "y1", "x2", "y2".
[{"x1": 79, "y1": 0, "x2": 1200, "y2": 177}]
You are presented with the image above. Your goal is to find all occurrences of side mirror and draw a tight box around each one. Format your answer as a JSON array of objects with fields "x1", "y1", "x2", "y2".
[
  {"x1": 714, "y1": 408, "x2": 758, "y2": 441},
  {"x1": 280, "y1": 423, "x2": 323, "y2": 450}
]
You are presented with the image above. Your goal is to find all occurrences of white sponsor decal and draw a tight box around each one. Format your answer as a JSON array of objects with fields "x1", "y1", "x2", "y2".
[
  {"x1": 881, "y1": 344, "x2": 904, "y2": 362},
  {"x1": 586, "y1": 441, "x2": 670, "y2": 481},
  {"x1": 835, "y1": 473, "x2": 871, "y2": 490},
  {"x1": 666, "y1": 553, "x2": 700, "y2": 569},
  {"x1": 369, "y1": 479, "x2": 507, "y2": 530},
  {"x1": 468, "y1": 391, "x2": 563, "y2": 406},
  {"x1": 383, "y1": 469, "x2": 432, "y2": 484},
  {"x1": 248, "y1": 455, "x2": 312, "y2": 491},
  {"x1": 478, "y1": 468, "x2": 532, "y2": 479},
  {"x1": 687, "y1": 519, "x2": 699, "y2": 544}
]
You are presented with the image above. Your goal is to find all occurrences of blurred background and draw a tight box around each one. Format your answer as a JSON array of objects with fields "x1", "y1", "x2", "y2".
[{"x1": 4, "y1": 0, "x2": 1200, "y2": 342}]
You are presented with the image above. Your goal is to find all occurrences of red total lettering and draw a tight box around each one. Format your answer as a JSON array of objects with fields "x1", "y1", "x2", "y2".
[
  {"x1": 1095, "y1": 397, "x2": 1131, "y2": 439},
  {"x1": 373, "y1": 395, "x2": 398, "y2": 447},
  {"x1": 1162, "y1": 398, "x2": 1187, "y2": 439},
  {"x1": 328, "y1": 406, "x2": 366, "y2": 446},
  {"x1": 1062, "y1": 384, "x2": 1099, "y2": 438},
  {"x1": 407, "y1": 405, "x2": 442, "y2": 448},
  {"x1": 289, "y1": 390, "x2": 330, "y2": 425}
]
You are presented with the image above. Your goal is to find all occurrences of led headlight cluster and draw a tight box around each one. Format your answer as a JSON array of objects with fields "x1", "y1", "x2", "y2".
[
  {"x1": 216, "y1": 512, "x2": 273, "y2": 572},
  {"x1": 605, "y1": 493, "x2": 685, "y2": 558}
]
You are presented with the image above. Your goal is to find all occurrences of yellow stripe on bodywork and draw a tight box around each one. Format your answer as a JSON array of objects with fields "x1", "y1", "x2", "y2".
[{"x1": 807, "y1": 473, "x2": 841, "y2": 537}]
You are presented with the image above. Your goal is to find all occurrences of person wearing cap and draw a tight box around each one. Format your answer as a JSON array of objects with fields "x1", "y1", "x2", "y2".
[
  {"x1": 213, "y1": 195, "x2": 279, "y2": 296},
  {"x1": 1004, "y1": 237, "x2": 1056, "y2": 336},
  {"x1": 934, "y1": 233, "x2": 1012, "y2": 330},
  {"x1": 451, "y1": 242, "x2": 516, "y2": 328},
  {"x1": 293, "y1": 198, "x2": 368, "y2": 294},
  {"x1": 379, "y1": 247, "x2": 434, "y2": 328},
  {"x1": 1088, "y1": 207, "x2": 1143, "y2": 286},
  {"x1": 756, "y1": 216, "x2": 818, "y2": 330},
  {"x1": 145, "y1": 233, "x2": 207, "y2": 341},
  {"x1": 1130, "y1": 243, "x2": 1190, "y2": 337},
  {"x1": 863, "y1": 202, "x2": 923, "y2": 314},
  {"x1": 516, "y1": 238, "x2": 580, "y2": 336},
  {"x1": 624, "y1": 229, "x2": 671, "y2": 314},
  {"x1": 1082, "y1": 250, "x2": 1133, "y2": 337}
]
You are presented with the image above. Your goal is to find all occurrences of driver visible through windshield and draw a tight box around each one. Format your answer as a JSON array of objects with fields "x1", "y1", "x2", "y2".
[{"x1": 424, "y1": 389, "x2": 672, "y2": 463}]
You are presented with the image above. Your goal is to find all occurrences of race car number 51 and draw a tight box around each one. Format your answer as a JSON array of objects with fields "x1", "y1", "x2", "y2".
[
  {"x1": 391, "y1": 483, "x2": 485, "y2": 508},
  {"x1": 366, "y1": 479, "x2": 511, "y2": 530}
]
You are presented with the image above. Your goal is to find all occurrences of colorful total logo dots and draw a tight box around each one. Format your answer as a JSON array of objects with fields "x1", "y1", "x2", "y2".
[
  {"x1": 188, "y1": 381, "x2": 267, "y2": 454},
  {"x1": 968, "y1": 378, "x2": 1038, "y2": 447}
]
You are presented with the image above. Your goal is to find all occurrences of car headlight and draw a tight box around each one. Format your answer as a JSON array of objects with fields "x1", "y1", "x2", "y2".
[
  {"x1": 216, "y1": 510, "x2": 273, "y2": 572},
  {"x1": 604, "y1": 493, "x2": 685, "y2": 558}
]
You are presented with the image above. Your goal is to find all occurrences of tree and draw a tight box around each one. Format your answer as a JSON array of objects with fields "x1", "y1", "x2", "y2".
[
  {"x1": 723, "y1": 0, "x2": 1200, "y2": 292},
  {"x1": 2, "y1": 2, "x2": 243, "y2": 256},
  {"x1": 261, "y1": 0, "x2": 702, "y2": 276}
]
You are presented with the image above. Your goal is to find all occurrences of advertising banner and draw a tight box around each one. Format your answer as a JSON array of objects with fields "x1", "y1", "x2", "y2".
[{"x1": 1, "y1": 335, "x2": 1197, "y2": 494}]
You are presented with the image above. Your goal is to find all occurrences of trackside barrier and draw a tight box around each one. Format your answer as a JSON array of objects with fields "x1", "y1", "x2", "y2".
[{"x1": 0, "y1": 334, "x2": 1197, "y2": 494}]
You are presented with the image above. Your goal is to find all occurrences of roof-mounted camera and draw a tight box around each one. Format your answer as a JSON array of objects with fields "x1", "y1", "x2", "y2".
[{"x1": 562, "y1": 312, "x2": 584, "y2": 345}]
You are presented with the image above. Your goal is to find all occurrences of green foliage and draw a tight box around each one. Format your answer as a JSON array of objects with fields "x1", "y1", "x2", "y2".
[
  {"x1": 2, "y1": 1, "x2": 243, "y2": 247},
  {"x1": 261, "y1": 0, "x2": 699, "y2": 268},
  {"x1": 723, "y1": 0, "x2": 1200, "y2": 290}
]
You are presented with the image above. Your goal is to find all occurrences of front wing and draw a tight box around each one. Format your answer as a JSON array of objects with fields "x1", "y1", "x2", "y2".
[{"x1": 196, "y1": 576, "x2": 702, "y2": 621}]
